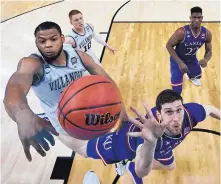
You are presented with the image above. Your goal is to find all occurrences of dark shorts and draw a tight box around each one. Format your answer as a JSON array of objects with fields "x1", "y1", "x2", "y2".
[{"x1": 86, "y1": 122, "x2": 138, "y2": 165}]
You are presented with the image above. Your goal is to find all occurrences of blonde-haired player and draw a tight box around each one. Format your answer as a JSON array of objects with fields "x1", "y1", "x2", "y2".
[{"x1": 65, "y1": 9, "x2": 116, "y2": 66}]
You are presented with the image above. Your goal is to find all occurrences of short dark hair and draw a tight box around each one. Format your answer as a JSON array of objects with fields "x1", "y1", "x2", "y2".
[
  {"x1": 191, "y1": 6, "x2": 202, "y2": 14},
  {"x1": 34, "y1": 21, "x2": 62, "y2": 37},
  {"x1": 68, "y1": 9, "x2": 82, "y2": 19},
  {"x1": 156, "y1": 89, "x2": 183, "y2": 112}
]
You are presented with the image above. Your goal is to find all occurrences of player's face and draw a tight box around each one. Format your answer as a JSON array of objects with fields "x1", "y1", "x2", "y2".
[
  {"x1": 190, "y1": 13, "x2": 203, "y2": 28},
  {"x1": 70, "y1": 13, "x2": 84, "y2": 29},
  {"x1": 35, "y1": 28, "x2": 64, "y2": 63},
  {"x1": 158, "y1": 100, "x2": 184, "y2": 135}
]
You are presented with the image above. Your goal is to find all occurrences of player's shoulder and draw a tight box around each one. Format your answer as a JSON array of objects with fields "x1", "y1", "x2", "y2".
[
  {"x1": 17, "y1": 55, "x2": 43, "y2": 74},
  {"x1": 19, "y1": 54, "x2": 43, "y2": 66},
  {"x1": 183, "y1": 102, "x2": 205, "y2": 115},
  {"x1": 86, "y1": 23, "x2": 94, "y2": 31},
  {"x1": 176, "y1": 26, "x2": 185, "y2": 35},
  {"x1": 183, "y1": 102, "x2": 202, "y2": 109},
  {"x1": 183, "y1": 103, "x2": 207, "y2": 123}
]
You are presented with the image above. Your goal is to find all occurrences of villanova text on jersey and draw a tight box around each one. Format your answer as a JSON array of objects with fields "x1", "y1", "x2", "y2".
[
  {"x1": 49, "y1": 71, "x2": 83, "y2": 91},
  {"x1": 173, "y1": 25, "x2": 207, "y2": 63}
]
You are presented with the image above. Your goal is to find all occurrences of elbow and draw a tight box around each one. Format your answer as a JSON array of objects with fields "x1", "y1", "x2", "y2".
[
  {"x1": 135, "y1": 162, "x2": 152, "y2": 178},
  {"x1": 166, "y1": 43, "x2": 171, "y2": 51}
]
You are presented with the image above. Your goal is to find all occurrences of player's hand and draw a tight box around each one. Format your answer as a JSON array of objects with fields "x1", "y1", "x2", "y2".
[
  {"x1": 106, "y1": 45, "x2": 117, "y2": 55},
  {"x1": 178, "y1": 62, "x2": 189, "y2": 74},
  {"x1": 17, "y1": 114, "x2": 59, "y2": 162},
  {"x1": 199, "y1": 59, "x2": 208, "y2": 68},
  {"x1": 116, "y1": 106, "x2": 129, "y2": 132},
  {"x1": 127, "y1": 102, "x2": 168, "y2": 143}
]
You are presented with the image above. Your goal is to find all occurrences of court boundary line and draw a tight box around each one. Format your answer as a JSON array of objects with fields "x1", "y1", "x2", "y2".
[
  {"x1": 99, "y1": 0, "x2": 131, "y2": 62},
  {"x1": 1, "y1": 0, "x2": 64, "y2": 23},
  {"x1": 113, "y1": 21, "x2": 220, "y2": 23}
]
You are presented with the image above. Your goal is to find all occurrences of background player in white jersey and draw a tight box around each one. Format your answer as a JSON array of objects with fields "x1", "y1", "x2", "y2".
[
  {"x1": 65, "y1": 9, "x2": 117, "y2": 65},
  {"x1": 3, "y1": 21, "x2": 127, "y2": 163}
]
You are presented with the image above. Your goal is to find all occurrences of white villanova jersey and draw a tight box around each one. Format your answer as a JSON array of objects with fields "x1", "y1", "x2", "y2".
[
  {"x1": 66, "y1": 23, "x2": 100, "y2": 65},
  {"x1": 31, "y1": 44, "x2": 88, "y2": 133}
]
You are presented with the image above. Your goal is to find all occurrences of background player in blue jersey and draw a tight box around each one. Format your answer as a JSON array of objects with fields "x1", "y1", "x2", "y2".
[
  {"x1": 57, "y1": 89, "x2": 220, "y2": 184},
  {"x1": 166, "y1": 6, "x2": 212, "y2": 94}
]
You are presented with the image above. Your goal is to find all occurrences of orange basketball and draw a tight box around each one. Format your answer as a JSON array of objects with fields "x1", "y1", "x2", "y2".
[{"x1": 57, "y1": 75, "x2": 122, "y2": 140}]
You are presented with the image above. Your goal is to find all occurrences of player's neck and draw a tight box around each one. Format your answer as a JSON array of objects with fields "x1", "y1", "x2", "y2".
[
  {"x1": 73, "y1": 27, "x2": 84, "y2": 34},
  {"x1": 51, "y1": 51, "x2": 67, "y2": 66},
  {"x1": 164, "y1": 128, "x2": 173, "y2": 136},
  {"x1": 189, "y1": 24, "x2": 201, "y2": 34},
  {"x1": 164, "y1": 128, "x2": 181, "y2": 138}
]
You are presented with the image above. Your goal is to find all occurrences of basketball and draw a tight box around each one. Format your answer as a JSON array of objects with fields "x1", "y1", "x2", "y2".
[{"x1": 57, "y1": 75, "x2": 122, "y2": 140}]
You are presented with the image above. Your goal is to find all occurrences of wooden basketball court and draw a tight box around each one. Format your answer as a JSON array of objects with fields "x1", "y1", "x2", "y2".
[{"x1": 1, "y1": 1, "x2": 220, "y2": 184}]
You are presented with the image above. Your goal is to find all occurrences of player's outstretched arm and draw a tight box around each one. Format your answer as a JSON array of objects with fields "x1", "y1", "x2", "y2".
[
  {"x1": 89, "y1": 23, "x2": 117, "y2": 55},
  {"x1": 202, "y1": 104, "x2": 220, "y2": 120},
  {"x1": 3, "y1": 57, "x2": 59, "y2": 162},
  {"x1": 127, "y1": 102, "x2": 168, "y2": 178}
]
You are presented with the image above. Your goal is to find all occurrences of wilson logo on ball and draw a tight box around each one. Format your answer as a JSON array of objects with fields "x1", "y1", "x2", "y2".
[{"x1": 85, "y1": 112, "x2": 121, "y2": 126}]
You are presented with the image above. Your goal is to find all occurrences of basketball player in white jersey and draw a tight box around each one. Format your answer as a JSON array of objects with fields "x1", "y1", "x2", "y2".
[
  {"x1": 3, "y1": 21, "x2": 127, "y2": 165},
  {"x1": 65, "y1": 9, "x2": 117, "y2": 65},
  {"x1": 4, "y1": 22, "x2": 162, "y2": 184}
]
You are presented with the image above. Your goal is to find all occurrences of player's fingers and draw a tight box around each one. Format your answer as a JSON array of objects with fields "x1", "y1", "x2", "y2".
[
  {"x1": 22, "y1": 140, "x2": 32, "y2": 162},
  {"x1": 128, "y1": 117, "x2": 144, "y2": 129},
  {"x1": 130, "y1": 106, "x2": 146, "y2": 123},
  {"x1": 127, "y1": 132, "x2": 143, "y2": 137},
  {"x1": 35, "y1": 134, "x2": 50, "y2": 151},
  {"x1": 30, "y1": 140, "x2": 46, "y2": 157},
  {"x1": 142, "y1": 102, "x2": 154, "y2": 119},
  {"x1": 41, "y1": 129, "x2": 55, "y2": 146},
  {"x1": 45, "y1": 122, "x2": 59, "y2": 136}
]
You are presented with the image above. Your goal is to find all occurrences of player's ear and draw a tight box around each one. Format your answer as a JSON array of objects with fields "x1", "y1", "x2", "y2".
[
  {"x1": 61, "y1": 34, "x2": 65, "y2": 43},
  {"x1": 156, "y1": 110, "x2": 162, "y2": 121},
  {"x1": 189, "y1": 16, "x2": 191, "y2": 21}
]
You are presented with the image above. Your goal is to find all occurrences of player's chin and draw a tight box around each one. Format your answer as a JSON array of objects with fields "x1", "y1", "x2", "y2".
[
  {"x1": 172, "y1": 129, "x2": 181, "y2": 135},
  {"x1": 193, "y1": 24, "x2": 200, "y2": 28}
]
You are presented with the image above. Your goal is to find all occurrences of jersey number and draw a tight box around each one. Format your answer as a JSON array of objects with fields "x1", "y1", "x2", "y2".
[
  {"x1": 84, "y1": 41, "x2": 91, "y2": 52},
  {"x1": 185, "y1": 47, "x2": 199, "y2": 55}
]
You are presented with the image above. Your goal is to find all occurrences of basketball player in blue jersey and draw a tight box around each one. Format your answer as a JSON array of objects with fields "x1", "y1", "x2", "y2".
[
  {"x1": 65, "y1": 9, "x2": 117, "y2": 65},
  {"x1": 56, "y1": 89, "x2": 220, "y2": 184},
  {"x1": 166, "y1": 6, "x2": 212, "y2": 94}
]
